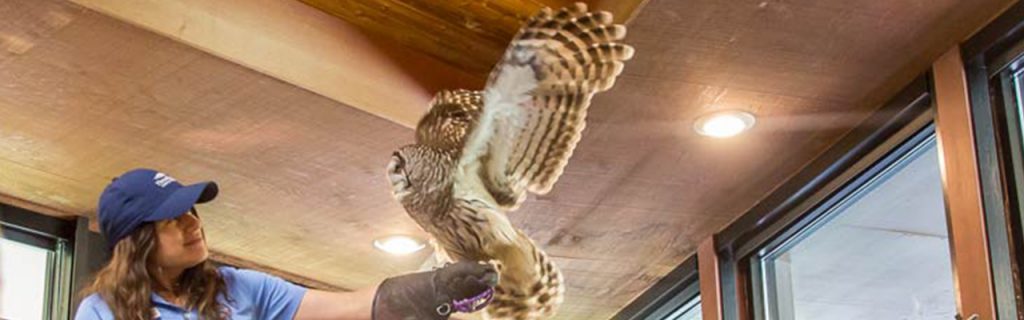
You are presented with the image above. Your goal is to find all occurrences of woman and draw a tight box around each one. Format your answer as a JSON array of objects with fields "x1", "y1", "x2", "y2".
[{"x1": 76, "y1": 168, "x2": 497, "y2": 320}]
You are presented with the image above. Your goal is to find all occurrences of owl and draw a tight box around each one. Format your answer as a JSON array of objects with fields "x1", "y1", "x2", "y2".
[{"x1": 387, "y1": 3, "x2": 633, "y2": 319}]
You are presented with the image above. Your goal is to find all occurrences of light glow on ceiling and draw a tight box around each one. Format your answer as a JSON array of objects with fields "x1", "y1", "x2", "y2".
[
  {"x1": 373, "y1": 235, "x2": 426, "y2": 255},
  {"x1": 694, "y1": 110, "x2": 756, "y2": 138}
]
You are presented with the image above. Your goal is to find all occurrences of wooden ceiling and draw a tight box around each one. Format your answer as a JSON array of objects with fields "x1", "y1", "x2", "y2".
[
  {"x1": 0, "y1": 0, "x2": 1016, "y2": 319},
  {"x1": 295, "y1": 0, "x2": 647, "y2": 76}
]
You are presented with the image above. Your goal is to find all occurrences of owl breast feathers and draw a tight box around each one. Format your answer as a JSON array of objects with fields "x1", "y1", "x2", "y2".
[{"x1": 387, "y1": 2, "x2": 633, "y2": 319}]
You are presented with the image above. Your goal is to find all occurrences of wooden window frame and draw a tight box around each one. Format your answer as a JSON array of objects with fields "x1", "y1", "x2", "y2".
[{"x1": 960, "y1": 2, "x2": 1024, "y2": 317}]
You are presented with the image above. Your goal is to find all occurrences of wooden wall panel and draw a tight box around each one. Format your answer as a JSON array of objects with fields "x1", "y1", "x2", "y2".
[
  {"x1": 699, "y1": 238, "x2": 722, "y2": 320},
  {"x1": 933, "y1": 47, "x2": 997, "y2": 320}
]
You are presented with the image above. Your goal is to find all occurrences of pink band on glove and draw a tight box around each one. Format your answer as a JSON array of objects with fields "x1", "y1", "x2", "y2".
[{"x1": 452, "y1": 288, "x2": 495, "y2": 313}]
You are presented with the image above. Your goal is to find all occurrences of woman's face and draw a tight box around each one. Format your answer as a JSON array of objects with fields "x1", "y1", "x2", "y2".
[{"x1": 152, "y1": 210, "x2": 208, "y2": 270}]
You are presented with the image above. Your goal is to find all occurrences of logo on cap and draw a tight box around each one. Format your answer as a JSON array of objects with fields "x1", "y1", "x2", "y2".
[{"x1": 153, "y1": 172, "x2": 177, "y2": 188}]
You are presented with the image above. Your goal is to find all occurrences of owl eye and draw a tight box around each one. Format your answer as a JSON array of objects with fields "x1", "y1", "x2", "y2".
[
  {"x1": 388, "y1": 151, "x2": 413, "y2": 189},
  {"x1": 390, "y1": 152, "x2": 413, "y2": 180},
  {"x1": 450, "y1": 110, "x2": 469, "y2": 121},
  {"x1": 391, "y1": 152, "x2": 405, "y2": 171}
]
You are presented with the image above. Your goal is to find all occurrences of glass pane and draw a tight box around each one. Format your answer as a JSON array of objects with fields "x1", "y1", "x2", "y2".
[
  {"x1": 1, "y1": 237, "x2": 51, "y2": 320},
  {"x1": 1014, "y1": 70, "x2": 1024, "y2": 135},
  {"x1": 762, "y1": 137, "x2": 955, "y2": 320},
  {"x1": 1014, "y1": 70, "x2": 1024, "y2": 140},
  {"x1": 665, "y1": 295, "x2": 702, "y2": 320}
]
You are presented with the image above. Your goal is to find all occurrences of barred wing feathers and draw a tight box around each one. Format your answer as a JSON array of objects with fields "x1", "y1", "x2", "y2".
[{"x1": 455, "y1": 3, "x2": 634, "y2": 210}]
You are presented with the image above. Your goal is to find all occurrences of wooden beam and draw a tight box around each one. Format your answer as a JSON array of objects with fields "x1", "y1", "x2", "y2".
[
  {"x1": 0, "y1": 191, "x2": 72, "y2": 218},
  {"x1": 294, "y1": 0, "x2": 648, "y2": 76},
  {"x1": 698, "y1": 237, "x2": 722, "y2": 320},
  {"x1": 933, "y1": 46, "x2": 997, "y2": 320},
  {"x1": 294, "y1": 0, "x2": 510, "y2": 76},
  {"x1": 69, "y1": 0, "x2": 484, "y2": 128}
]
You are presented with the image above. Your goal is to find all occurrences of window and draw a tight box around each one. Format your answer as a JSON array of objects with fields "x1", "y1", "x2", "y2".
[
  {"x1": 755, "y1": 131, "x2": 956, "y2": 319},
  {"x1": 1, "y1": 238, "x2": 54, "y2": 319},
  {"x1": 613, "y1": 256, "x2": 701, "y2": 320},
  {"x1": 1007, "y1": 69, "x2": 1024, "y2": 243},
  {"x1": 0, "y1": 206, "x2": 75, "y2": 320},
  {"x1": 960, "y1": 6, "x2": 1024, "y2": 315},
  {"x1": 997, "y1": 62, "x2": 1024, "y2": 314},
  {"x1": 664, "y1": 295, "x2": 702, "y2": 320}
]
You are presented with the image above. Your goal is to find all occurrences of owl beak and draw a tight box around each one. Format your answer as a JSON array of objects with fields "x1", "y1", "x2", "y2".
[{"x1": 389, "y1": 176, "x2": 412, "y2": 200}]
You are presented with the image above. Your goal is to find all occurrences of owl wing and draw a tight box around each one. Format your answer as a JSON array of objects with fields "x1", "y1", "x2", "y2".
[
  {"x1": 415, "y1": 89, "x2": 483, "y2": 149},
  {"x1": 454, "y1": 3, "x2": 633, "y2": 210}
]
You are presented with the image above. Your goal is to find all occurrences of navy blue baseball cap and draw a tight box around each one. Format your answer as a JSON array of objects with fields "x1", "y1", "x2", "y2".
[{"x1": 97, "y1": 168, "x2": 218, "y2": 248}]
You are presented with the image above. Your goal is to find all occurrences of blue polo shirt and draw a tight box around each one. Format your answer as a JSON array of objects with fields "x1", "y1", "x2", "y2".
[{"x1": 75, "y1": 266, "x2": 308, "y2": 320}]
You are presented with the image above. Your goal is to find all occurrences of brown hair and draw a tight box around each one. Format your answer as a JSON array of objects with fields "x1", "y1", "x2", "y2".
[{"x1": 81, "y1": 223, "x2": 229, "y2": 319}]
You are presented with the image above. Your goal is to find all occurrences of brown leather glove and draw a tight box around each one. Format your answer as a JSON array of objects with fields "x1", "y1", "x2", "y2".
[{"x1": 372, "y1": 261, "x2": 499, "y2": 320}]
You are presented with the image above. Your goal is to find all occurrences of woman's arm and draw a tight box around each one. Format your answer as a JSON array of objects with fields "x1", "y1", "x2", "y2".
[{"x1": 293, "y1": 286, "x2": 377, "y2": 320}]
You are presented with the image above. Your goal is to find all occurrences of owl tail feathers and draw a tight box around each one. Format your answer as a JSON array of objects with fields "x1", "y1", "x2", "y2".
[{"x1": 484, "y1": 251, "x2": 565, "y2": 319}]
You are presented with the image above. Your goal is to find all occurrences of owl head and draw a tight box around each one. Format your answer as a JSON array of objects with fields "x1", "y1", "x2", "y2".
[{"x1": 387, "y1": 145, "x2": 452, "y2": 203}]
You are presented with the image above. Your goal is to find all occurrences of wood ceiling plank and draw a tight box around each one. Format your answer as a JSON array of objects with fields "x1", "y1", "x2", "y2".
[
  {"x1": 0, "y1": 0, "x2": 80, "y2": 65},
  {"x1": 68, "y1": 0, "x2": 483, "y2": 128},
  {"x1": 295, "y1": 0, "x2": 511, "y2": 76}
]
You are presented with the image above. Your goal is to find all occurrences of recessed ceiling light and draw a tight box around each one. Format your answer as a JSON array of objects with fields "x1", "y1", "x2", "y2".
[
  {"x1": 694, "y1": 110, "x2": 756, "y2": 138},
  {"x1": 373, "y1": 235, "x2": 426, "y2": 255}
]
